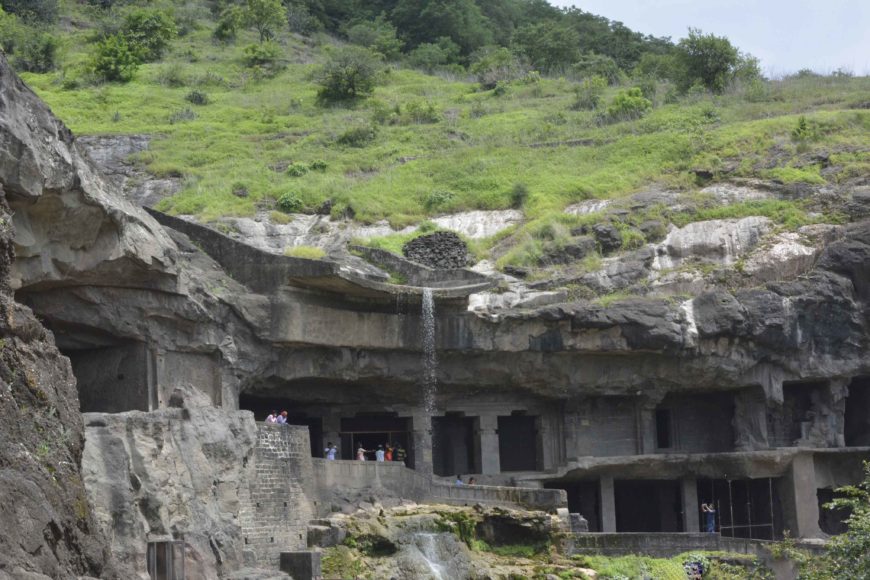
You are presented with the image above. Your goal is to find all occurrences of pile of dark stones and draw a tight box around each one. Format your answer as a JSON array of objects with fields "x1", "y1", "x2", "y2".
[{"x1": 402, "y1": 231, "x2": 469, "y2": 269}]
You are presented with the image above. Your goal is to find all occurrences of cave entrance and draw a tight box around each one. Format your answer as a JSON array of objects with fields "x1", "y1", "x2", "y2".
[
  {"x1": 66, "y1": 341, "x2": 155, "y2": 413},
  {"x1": 432, "y1": 414, "x2": 477, "y2": 477},
  {"x1": 498, "y1": 413, "x2": 538, "y2": 472},
  {"x1": 697, "y1": 478, "x2": 782, "y2": 539},
  {"x1": 146, "y1": 540, "x2": 185, "y2": 580},
  {"x1": 614, "y1": 480, "x2": 683, "y2": 532},
  {"x1": 817, "y1": 488, "x2": 850, "y2": 535},
  {"x1": 844, "y1": 377, "x2": 870, "y2": 447},
  {"x1": 340, "y1": 415, "x2": 412, "y2": 463},
  {"x1": 546, "y1": 480, "x2": 601, "y2": 532}
]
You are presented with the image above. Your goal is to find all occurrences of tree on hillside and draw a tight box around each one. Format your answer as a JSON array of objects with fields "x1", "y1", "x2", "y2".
[
  {"x1": 0, "y1": 0, "x2": 57, "y2": 23},
  {"x1": 315, "y1": 46, "x2": 382, "y2": 102},
  {"x1": 343, "y1": 15, "x2": 403, "y2": 59},
  {"x1": 121, "y1": 8, "x2": 176, "y2": 62},
  {"x1": 674, "y1": 28, "x2": 739, "y2": 93},
  {"x1": 391, "y1": 0, "x2": 492, "y2": 55},
  {"x1": 246, "y1": 0, "x2": 285, "y2": 42},
  {"x1": 513, "y1": 21, "x2": 580, "y2": 73}
]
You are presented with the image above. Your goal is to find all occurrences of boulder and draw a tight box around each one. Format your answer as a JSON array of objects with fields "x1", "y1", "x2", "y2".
[{"x1": 402, "y1": 231, "x2": 469, "y2": 269}]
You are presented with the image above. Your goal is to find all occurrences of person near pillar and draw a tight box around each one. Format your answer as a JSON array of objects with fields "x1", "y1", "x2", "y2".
[
  {"x1": 265, "y1": 410, "x2": 279, "y2": 424},
  {"x1": 394, "y1": 444, "x2": 406, "y2": 465},
  {"x1": 324, "y1": 442, "x2": 338, "y2": 460},
  {"x1": 375, "y1": 445, "x2": 385, "y2": 461},
  {"x1": 385, "y1": 444, "x2": 393, "y2": 461},
  {"x1": 356, "y1": 444, "x2": 369, "y2": 461},
  {"x1": 455, "y1": 475, "x2": 464, "y2": 486},
  {"x1": 277, "y1": 410, "x2": 288, "y2": 424},
  {"x1": 702, "y1": 502, "x2": 716, "y2": 533}
]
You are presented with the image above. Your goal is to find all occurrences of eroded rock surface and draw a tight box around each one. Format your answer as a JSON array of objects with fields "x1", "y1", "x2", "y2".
[{"x1": 82, "y1": 407, "x2": 259, "y2": 579}]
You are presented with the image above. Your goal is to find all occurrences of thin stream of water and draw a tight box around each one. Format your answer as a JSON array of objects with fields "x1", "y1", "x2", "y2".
[
  {"x1": 421, "y1": 288, "x2": 437, "y2": 415},
  {"x1": 414, "y1": 533, "x2": 446, "y2": 580}
]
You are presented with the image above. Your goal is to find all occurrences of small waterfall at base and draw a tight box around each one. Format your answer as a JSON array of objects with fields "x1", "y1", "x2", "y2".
[
  {"x1": 414, "y1": 533, "x2": 447, "y2": 580},
  {"x1": 421, "y1": 288, "x2": 437, "y2": 414}
]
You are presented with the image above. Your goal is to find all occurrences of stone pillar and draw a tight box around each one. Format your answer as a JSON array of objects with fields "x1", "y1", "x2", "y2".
[
  {"x1": 322, "y1": 412, "x2": 341, "y2": 458},
  {"x1": 785, "y1": 453, "x2": 821, "y2": 538},
  {"x1": 637, "y1": 394, "x2": 665, "y2": 454},
  {"x1": 411, "y1": 413, "x2": 433, "y2": 475},
  {"x1": 475, "y1": 415, "x2": 501, "y2": 475},
  {"x1": 600, "y1": 475, "x2": 617, "y2": 532},
  {"x1": 681, "y1": 478, "x2": 700, "y2": 532}
]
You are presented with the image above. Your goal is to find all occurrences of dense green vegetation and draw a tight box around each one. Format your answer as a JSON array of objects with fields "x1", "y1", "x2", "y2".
[{"x1": 2, "y1": 0, "x2": 868, "y2": 272}]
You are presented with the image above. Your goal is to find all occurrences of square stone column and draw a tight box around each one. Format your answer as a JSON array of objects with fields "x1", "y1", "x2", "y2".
[
  {"x1": 785, "y1": 453, "x2": 821, "y2": 538},
  {"x1": 474, "y1": 415, "x2": 501, "y2": 474},
  {"x1": 322, "y1": 412, "x2": 341, "y2": 458},
  {"x1": 411, "y1": 414, "x2": 433, "y2": 475},
  {"x1": 600, "y1": 475, "x2": 617, "y2": 532},
  {"x1": 681, "y1": 477, "x2": 700, "y2": 532}
]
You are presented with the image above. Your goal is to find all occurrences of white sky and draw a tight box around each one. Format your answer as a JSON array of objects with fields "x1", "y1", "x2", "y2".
[{"x1": 548, "y1": 0, "x2": 870, "y2": 76}]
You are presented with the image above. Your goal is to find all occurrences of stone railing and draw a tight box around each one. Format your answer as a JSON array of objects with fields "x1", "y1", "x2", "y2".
[
  {"x1": 568, "y1": 532, "x2": 826, "y2": 558},
  {"x1": 311, "y1": 458, "x2": 567, "y2": 513},
  {"x1": 429, "y1": 481, "x2": 567, "y2": 512}
]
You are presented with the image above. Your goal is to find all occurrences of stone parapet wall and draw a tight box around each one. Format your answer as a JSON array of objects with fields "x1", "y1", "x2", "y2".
[
  {"x1": 568, "y1": 532, "x2": 825, "y2": 558},
  {"x1": 429, "y1": 482, "x2": 567, "y2": 512},
  {"x1": 240, "y1": 425, "x2": 315, "y2": 568},
  {"x1": 311, "y1": 458, "x2": 567, "y2": 513}
]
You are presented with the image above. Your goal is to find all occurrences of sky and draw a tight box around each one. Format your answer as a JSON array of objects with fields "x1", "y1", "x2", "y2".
[{"x1": 549, "y1": 0, "x2": 870, "y2": 76}]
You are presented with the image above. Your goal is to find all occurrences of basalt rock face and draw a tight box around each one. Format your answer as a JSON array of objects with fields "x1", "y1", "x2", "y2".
[
  {"x1": 82, "y1": 406, "x2": 259, "y2": 579},
  {"x1": 0, "y1": 193, "x2": 113, "y2": 578},
  {"x1": 0, "y1": 54, "x2": 177, "y2": 292}
]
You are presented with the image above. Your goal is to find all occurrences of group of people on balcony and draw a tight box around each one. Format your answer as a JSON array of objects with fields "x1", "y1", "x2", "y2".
[
  {"x1": 265, "y1": 410, "x2": 288, "y2": 424},
  {"x1": 352, "y1": 442, "x2": 407, "y2": 464}
]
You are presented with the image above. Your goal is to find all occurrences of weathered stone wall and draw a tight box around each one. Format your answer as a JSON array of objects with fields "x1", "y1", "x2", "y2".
[
  {"x1": 311, "y1": 458, "x2": 566, "y2": 513},
  {"x1": 240, "y1": 425, "x2": 315, "y2": 568},
  {"x1": 82, "y1": 407, "x2": 259, "y2": 579}
]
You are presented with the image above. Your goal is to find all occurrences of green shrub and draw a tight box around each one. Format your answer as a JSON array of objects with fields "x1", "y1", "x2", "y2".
[
  {"x1": 571, "y1": 75, "x2": 606, "y2": 110},
  {"x1": 243, "y1": 41, "x2": 280, "y2": 67},
  {"x1": 403, "y1": 100, "x2": 440, "y2": 124},
  {"x1": 185, "y1": 89, "x2": 209, "y2": 105},
  {"x1": 156, "y1": 63, "x2": 187, "y2": 87},
  {"x1": 213, "y1": 5, "x2": 244, "y2": 43},
  {"x1": 606, "y1": 88, "x2": 652, "y2": 122},
  {"x1": 286, "y1": 163, "x2": 309, "y2": 177},
  {"x1": 277, "y1": 192, "x2": 304, "y2": 213},
  {"x1": 310, "y1": 160, "x2": 328, "y2": 171},
  {"x1": 11, "y1": 31, "x2": 57, "y2": 72},
  {"x1": 344, "y1": 16, "x2": 402, "y2": 60},
  {"x1": 284, "y1": 245, "x2": 325, "y2": 259},
  {"x1": 315, "y1": 46, "x2": 382, "y2": 103},
  {"x1": 572, "y1": 52, "x2": 622, "y2": 85},
  {"x1": 792, "y1": 115, "x2": 815, "y2": 141},
  {"x1": 1, "y1": 0, "x2": 57, "y2": 23},
  {"x1": 90, "y1": 33, "x2": 138, "y2": 82},
  {"x1": 168, "y1": 108, "x2": 196, "y2": 124},
  {"x1": 424, "y1": 189, "x2": 455, "y2": 210},
  {"x1": 337, "y1": 125, "x2": 377, "y2": 147},
  {"x1": 471, "y1": 46, "x2": 524, "y2": 90},
  {"x1": 509, "y1": 183, "x2": 529, "y2": 209},
  {"x1": 122, "y1": 8, "x2": 176, "y2": 62},
  {"x1": 407, "y1": 37, "x2": 460, "y2": 72}
]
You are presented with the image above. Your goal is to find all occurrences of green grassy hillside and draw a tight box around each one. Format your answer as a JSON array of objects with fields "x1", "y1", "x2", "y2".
[{"x1": 8, "y1": 0, "x2": 870, "y2": 271}]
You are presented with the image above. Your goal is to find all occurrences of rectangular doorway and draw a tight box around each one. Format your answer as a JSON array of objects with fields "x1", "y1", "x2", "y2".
[
  {"x1": 432, "y1": 415, "x2": 477, "y2": 477},
  {"x1": 614, "y1": 480, "x2": 683, "y2": 532},
  {"x1": 339, "y1": 415, "x2": 411, "y2": 464},
  {"x1": 498, "y1": 414, "x2": 538, "y2": 472}
]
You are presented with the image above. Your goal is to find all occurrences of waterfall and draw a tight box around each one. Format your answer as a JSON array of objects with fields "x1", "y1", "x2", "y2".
[
  {"x1": 421, "y1": 288, "x2": 437, "y2": 414},
  {"x1": 414, "y1": 533, "x2": 446, "y2": 580}
]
